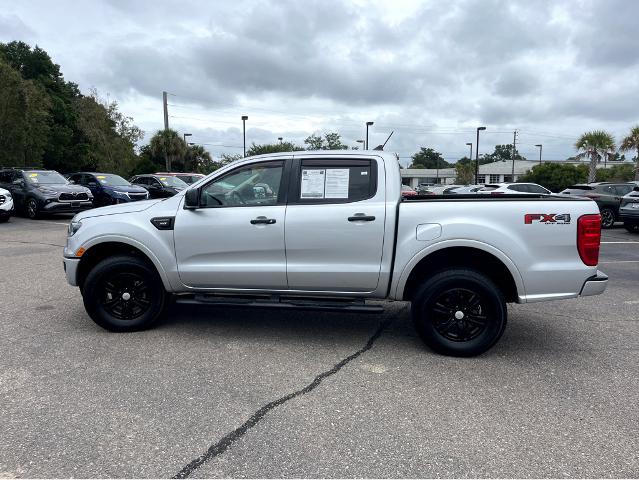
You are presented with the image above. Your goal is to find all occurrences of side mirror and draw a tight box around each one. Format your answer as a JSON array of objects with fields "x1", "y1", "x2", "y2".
[
  {"x1": 184, "y1": 188, "x2": 200, "y2": 209},
  {"x1": 12, "y1": 179, "x2": 24, "y2": 186},
  {"x1": 88, "y1": 181, "x2": 98, "y2": 188},
  {"x1": 68, "y1": 179, "x2": 75, "y2": 184}
]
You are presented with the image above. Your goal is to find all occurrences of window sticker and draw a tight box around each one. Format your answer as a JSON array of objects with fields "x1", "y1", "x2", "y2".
[
  {"x1": 325, "y1": 169, "x2": 349, "y2": 198},
  {"x1": 96, "y1": 175, "x2": 106, "y2": 179},
  {"x1": 300, "y1": 169, "x2": 326, "y2": 198}
]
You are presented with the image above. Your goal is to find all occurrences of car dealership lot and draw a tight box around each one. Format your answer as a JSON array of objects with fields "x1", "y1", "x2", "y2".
[{"x1": 1, "y1": 216, "x2": 638, "y2": 478}]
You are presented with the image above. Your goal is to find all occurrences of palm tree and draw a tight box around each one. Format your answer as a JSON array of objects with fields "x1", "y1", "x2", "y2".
[
  {"x1": 149, "y1": 129, "x2": 187, "y2": 171},
  {"x1": 575, "y1": 130, "x2": 616, "y2": 183},
  {"x1": 620, "y1": 126, "x2": 639, "y2": 181}
]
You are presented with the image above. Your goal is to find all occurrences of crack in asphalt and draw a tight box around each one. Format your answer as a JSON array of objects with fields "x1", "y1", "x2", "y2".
[
  {"x1": 173, "y1": 318, "x2": 392, "y2": 478},
  {"x1": 2, "y1": 240, "x2": 65, "y2": 248}
]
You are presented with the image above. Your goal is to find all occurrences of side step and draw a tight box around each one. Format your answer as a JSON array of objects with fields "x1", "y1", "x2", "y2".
[{"x1": 174, "y1": 293, "x2": 384, "y2": 314}]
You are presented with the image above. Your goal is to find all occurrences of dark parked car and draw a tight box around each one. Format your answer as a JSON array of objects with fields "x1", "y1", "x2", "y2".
[
  {"x1": 130, "y1": 174, "x2": 188, "y2": 198},
  {"x1": 619, "y1": 188, "x2": 639, "y2": 233},
  {"x1": 0, "y1": 168, "x2": 93, "y2": 219},
  {"x1": 155, "y1": 172, "x2": 205, "y2": 185},
  {"x1": 560, "y1": 182, "x2": 636, "y2": 228},
  {"x1": 68, "y1": 172, "x2": 149, "y2": 206}
]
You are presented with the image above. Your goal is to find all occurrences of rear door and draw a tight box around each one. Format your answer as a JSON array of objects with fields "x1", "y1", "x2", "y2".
[{"x1": 284, "y1": 156, "x2": 386, "y2": 292}]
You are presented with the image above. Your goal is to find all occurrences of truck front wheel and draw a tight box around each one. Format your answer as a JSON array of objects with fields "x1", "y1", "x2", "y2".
[
  {"x1": 412, "y1": 269, "x2": 507, "y2": 357},
  {"x1": 82, "y1": 255, "x2": 166, "y2": 332}
]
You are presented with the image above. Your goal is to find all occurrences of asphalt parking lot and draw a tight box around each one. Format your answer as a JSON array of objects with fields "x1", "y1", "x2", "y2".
[{"x1": 1, "y1": 215, "x2": 638, "y2": 478}]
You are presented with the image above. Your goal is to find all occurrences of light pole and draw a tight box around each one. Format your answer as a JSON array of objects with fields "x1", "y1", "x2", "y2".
[
  {"x1": 183, "y1": 133, "x2": 192, "y2": 143},
  {"x1": 356, "y1": 139, "x2": 365, "y2": 149},
  {"x1": 365, "y1": 121, "x2": 374, "y2": 149},
  {"x1": 475, "y1": 127, "x2": 486, "y2": 184},
  {"x1": 241, "y1": 115, "x2": 248, "y2": 157},
  {"x1": 278, "y1": 137, "x2": 283, "y2": 144},
  {"x1": 535, "y1": 144, "x2": 543, "y2": 165}
]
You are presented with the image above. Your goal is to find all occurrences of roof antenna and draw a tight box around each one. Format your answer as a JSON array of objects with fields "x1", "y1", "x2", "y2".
[{"x1": 373, "y1": 131, "x2": 394, "y2": 151}]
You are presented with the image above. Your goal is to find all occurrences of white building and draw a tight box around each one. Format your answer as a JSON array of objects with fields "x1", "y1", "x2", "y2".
[{"x1": 401, "y1": 159, "x2": 634, "y2": 187}]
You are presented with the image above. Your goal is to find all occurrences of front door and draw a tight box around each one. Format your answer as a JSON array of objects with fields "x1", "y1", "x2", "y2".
[
  {"x1": 174, "y1": 159, "x2": 289, "y2": 289},
  {"x1": 284, "y1": 157, "x2": 387, "y2": 292}
]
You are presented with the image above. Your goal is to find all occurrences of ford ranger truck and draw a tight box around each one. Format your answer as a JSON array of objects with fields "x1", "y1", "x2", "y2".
[{"x1": 63, "y1": 151, "x2": 608, "y2": 356}]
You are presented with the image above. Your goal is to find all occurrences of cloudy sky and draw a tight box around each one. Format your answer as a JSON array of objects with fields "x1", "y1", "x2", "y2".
[{"x1": 1, "y1": 0, "x2": 638, "y2": 164}]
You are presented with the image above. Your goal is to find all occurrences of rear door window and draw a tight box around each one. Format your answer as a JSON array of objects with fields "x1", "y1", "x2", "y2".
[
  {"x1": 293, "y1": 159, "x2": 376, "y2": 203},
  {"x1": 615, "y1": 185, "x2": 633, "y2": 196}
]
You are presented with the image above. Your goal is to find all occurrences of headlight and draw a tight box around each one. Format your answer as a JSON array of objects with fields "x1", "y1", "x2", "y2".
[
  {"x1": 113, "y1": 191, "x2": 130, "y2": 197},
  {"x1": 68, "y1": 220, "x2": 82, "y2": 237},
  {"x1": 38, "y1": 187, "x2": 58, "y2": 195}
]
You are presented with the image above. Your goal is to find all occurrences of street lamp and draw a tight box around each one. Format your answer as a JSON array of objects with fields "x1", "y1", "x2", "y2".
[
  {"x1": 475, "y1": 127, "x2": 486, "y2": 184},
  {"x1": 356, "y1": 139, "x2": 365, "y2": 149},
  {"x1": 183, "y1": 133, "x2": 192, "y2": 143},
  {"x1": 365, "y1": 121, "x2": 374, "y2": 149},
  {"x1": 241, "y1": 115, "x2": 248, "y2": 157},
  {"x1": 278, "y1": 137, "x2": 283, "y2": 144},
  {"x1": 535, "y1": 144, "x2": 543, "y2": 164}
]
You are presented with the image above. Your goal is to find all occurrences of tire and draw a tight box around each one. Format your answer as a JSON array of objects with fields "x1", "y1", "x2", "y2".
[
  {"x1": 624, "y1": 222, "x2": 639, "y2": 233},
  {"x1": 82, "y1": 255, "x2": 166, "y2": 332},
  {"x1": 25, "y1": 197, "x2": 40, "y2": 219},
  {"x1": 411, "y1": 269, "x2": 507, "y2": 357},
  {"x1": 600, "y1": 208, "x2": 615, "y2": 229},
  {"x1": 0, "y1": 215, "x2": 9, "y2": 223}
]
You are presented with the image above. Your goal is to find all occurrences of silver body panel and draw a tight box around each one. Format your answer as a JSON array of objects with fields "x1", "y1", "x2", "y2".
[{"x1": 64, "y1": 150, "x2": 606, "y2": 303}]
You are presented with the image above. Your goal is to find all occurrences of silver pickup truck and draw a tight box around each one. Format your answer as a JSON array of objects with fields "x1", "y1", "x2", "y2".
[{"x1": 63, "y1": 151, "x2": 608, "y2": 356}]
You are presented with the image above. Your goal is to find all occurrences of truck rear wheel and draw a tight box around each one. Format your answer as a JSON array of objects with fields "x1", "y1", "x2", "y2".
[
  {"x1": 82, "y1": 255, "x2": 166, "y2": 332},
  {"x1": 411, "y1": 269, "x2": 507, "y2": 357}
]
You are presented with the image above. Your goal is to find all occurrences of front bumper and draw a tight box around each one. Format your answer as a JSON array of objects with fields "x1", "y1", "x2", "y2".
[
  {"x1": 42, "y1": 200, "x2": 93, "y2": 214},
  {"x1": 579, "y1": 270, "x2": 608, "y2": 297},
  {"x1": 63, "y1": 256, "x2": 80, "y2": 286},
  {"x1": 0, "y1": 197, "x2": 13, "y2": 215},
  {"x1": 619, "y1": 207, "x2": 639, "y2": 223}
]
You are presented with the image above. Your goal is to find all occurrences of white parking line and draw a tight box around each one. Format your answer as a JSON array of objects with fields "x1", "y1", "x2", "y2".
[
  {"x1": 601, "y1": 241, "x2": 639, "y2": 244},
  {"x1": 599, "y1": 260, "x2": 639, "y2": 264},
  {"x1": 624, "y1": 300, "x2": 639, "y2": 305}
]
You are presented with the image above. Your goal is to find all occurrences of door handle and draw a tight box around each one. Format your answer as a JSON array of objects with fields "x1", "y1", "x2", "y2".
[
  {"x1": 250, "y1": 217, "x2": 276, "y2": 225},
  {"x1": 348, "y1": 214, "x2": 376, "y2": 222}
]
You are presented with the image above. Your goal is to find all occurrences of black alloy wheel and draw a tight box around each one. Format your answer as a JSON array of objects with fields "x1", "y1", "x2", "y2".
[
  {"x1": 82, "y1": 255, "x2": 166, "y2": 332},
  {"x1": 26, "y1": 198, "x2": 39, "y2": 219},
  {"x1": 412, "y1": 269, "x2": 507, "y2": 357},
  {"x1": 600, "y1": 208, "x2": 615, "y2": 229}
]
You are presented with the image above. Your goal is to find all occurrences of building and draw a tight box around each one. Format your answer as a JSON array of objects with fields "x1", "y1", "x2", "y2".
[{"x1": 401, "y1": 159, "x2": 635, "y2": 187}]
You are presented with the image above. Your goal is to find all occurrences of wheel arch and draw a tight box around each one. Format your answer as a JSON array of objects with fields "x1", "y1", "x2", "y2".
[
  {"x1": 76, "y1": 239, "x2": 172, "y2": 292},
  {"x1": 397, "y1": 242, "x2": 524, "y2": 303}
]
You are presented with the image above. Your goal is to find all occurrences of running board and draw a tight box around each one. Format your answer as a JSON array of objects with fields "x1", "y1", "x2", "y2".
[{"x1": 174, "y1": 293, "x2": 384, "y2": 314}]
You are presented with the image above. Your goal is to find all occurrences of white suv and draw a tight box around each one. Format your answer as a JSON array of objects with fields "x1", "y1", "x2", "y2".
[
  {"x1": 0, "y1": 187, "x2": 14, "y2": 222},
  {"x1": 478, "y1": 183, "x2": 551, "y2": 195}
]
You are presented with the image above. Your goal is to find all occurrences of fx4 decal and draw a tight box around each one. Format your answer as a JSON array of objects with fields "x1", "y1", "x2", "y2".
[{"x1": 525, "y1": 213, "x2": 571, "y2": 224}]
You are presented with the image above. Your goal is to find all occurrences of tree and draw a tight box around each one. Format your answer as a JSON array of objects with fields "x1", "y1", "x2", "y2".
[
  {"x1": 149, "y1": 129, "x2": 188, "y2": 171},
  {"x1": 304, "y1": 132, "x2": 349, "y2": 150},
  {"x1": 247, "y1": 141, "x2": 302, "y2": 156},
  {"x1": 410, "y1": 147, "x2": 450, "y2": 169},
  {"x1": 0, "y1": 59, "x2": 50, "y2": 166},
  {"x1": 575, "y1": 130, "x2": 616, "y2": 183},
  {"x1": 455, "y1": 161, "x2": 475, "y2": 184},
  {"x1": 481, "y1": 144, "x2": 526, "y2": 163},
  {"x1": 595, "y1": 163, "x2": 635, "y2": 182},
  {"x1": 620, "y1": 126, "x2": 639, "y2": 180},
  {"x1": 518, "y1": 163, "x2": 588, "y2": 192},
  {"x1": 185, "y1": 144, "x2": 214, "y2": 173}
]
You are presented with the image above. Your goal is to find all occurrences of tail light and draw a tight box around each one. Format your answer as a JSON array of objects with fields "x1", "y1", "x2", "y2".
[{"x1": 577, "y1": 214, "x2": 601, "y2": 266}]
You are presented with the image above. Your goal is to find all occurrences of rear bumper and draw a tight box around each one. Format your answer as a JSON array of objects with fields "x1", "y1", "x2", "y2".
[
  {"x1": 619, "y1": 209, "x2": 639, "y2": 223},
  {"x1": 579, "y1": 270, "x2": 608, "y2": 297}
]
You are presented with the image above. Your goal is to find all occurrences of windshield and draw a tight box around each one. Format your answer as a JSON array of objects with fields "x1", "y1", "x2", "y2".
[
  {"x1": 94, "y1": 174, "x2": 130, "y2": 186},
  {"x1": 157, "y1": 176, "x2": 188, "y2": 188},
  {"x1": 25, "y1": 171, "x2": 67, "y2": 185}
]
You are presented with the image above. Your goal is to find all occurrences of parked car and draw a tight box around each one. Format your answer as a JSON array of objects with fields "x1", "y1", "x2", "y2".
[
  {"x1": 0, "y1": 168, "x2": 93, "y2": 219},
  {"x1": 130, "y1": 174, "x2": 188, "y2": 198},
  {"x1": 428, "y1": 185, "x2": 464, "y2": 195},
  {"x1": 478, "y1": 183, "x2": 551, "y2": 195},
  {"x1": 0, "y1": 187, "x2": 13, "y2": 222},
  {"x1": 68, "y1": 172, "x2": 149, "y2": 206},
  {"x1": 64, "y1": 151, "x2": 606, "y2": 357},
  {"x1": 618, "y1": 188, "x2": 639, "y2": 232},
  {"x1": 447, "y1": 185, "x2": 484, "y2": 194},
  {"x1": 155, "y1": 172, "x2": 205, "y2": 185},
  {"x1": 559, "y1": 182, "x2": 636, "y2": 228},
  {"x1": 401, "y1": 184, "x2": 418, "y2": 197}
]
